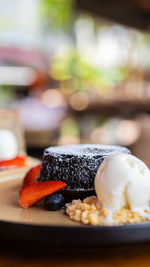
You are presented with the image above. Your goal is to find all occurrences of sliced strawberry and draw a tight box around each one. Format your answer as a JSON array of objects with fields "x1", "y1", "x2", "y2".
[
  {"x1": 0, "y1": 156, "x2": 26, "y2": 170},
  {"x1": 19, "y1": 181, "x2": 66, "y2": 209},
  {"x1": 23, "y1": 164, "x2": 41, "y2": 185}
]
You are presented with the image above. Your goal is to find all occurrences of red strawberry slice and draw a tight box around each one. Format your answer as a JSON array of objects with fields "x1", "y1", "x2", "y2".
[
  {"x1": 23, "y1": 164, "x2": 41, "y2": 185},
  {"x1": 19, "y1": 181, "x2": 66, "y2": 209},
  {"x1": 0, "y1": 156, "x2": 26, "y2": 170}
]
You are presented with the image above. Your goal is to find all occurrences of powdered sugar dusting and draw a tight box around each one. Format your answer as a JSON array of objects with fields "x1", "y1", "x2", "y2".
[{"x1": 45, "y1": 144, "x2": 130, "y2": 157}]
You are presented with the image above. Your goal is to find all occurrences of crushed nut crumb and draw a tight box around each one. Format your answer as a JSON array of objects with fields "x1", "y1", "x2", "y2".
[
  {"x1": 66, "y1": 196, "x2": 107, "y2": 226},
  {"x1": 66, "y1": 196, "x2": 148, "y2": 226}
]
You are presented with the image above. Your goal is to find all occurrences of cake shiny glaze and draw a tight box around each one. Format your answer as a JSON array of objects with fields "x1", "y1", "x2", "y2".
[{"x1": 37, "y1": 144, "x2": 130, "y2": 197}]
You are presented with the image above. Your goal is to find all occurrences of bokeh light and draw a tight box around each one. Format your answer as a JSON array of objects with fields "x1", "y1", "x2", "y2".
[
  {"x1": 69, "y1": 92, "x2": 89, "y2": 111},
  {"x1": 41, "y1": 89, "x2": 66, "y2": 108}
]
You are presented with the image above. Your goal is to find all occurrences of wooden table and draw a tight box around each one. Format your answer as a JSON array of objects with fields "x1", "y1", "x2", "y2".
[{"x1": 0, "y1": 243, "x2": 150, "y2": 267}]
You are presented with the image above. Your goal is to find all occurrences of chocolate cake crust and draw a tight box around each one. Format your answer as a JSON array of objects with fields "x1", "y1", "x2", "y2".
[{"x1": 38, "y1": 144, "x2": 130, "y2": 195}]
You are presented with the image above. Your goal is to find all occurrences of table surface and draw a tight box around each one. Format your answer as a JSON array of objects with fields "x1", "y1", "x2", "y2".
[{"x1": 0, "y1": 243, "x2": 150, "y2": 267}]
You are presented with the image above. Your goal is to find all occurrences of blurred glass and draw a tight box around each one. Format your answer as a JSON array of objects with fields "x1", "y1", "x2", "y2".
[{"x1": 0, "y1": 109, "x2": 25, "y2": 155}]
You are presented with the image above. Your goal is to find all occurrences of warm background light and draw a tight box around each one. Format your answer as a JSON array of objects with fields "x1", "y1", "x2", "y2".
[
  {"x1": 41, "y1": 89, "x2": 66, "y2": 108},
  {"x1": 69, "y1": 92, "x2": 89, "y2": 111}
]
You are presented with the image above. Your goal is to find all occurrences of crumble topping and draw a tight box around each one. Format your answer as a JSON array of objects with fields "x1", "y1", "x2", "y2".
[{"x1": 66, "y1": 196, "x2": 148, "y2": 226}]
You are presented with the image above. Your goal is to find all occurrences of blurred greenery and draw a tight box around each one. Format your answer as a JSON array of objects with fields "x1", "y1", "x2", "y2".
[
  {"x1": 60, "y1": 118, "x2": 80, "y2": 137},
  {"x1": 0, "y1": 85, "x2": 15, "y2": 107},
  {"x1": 40, "y1": 0, "x2": 74, "y2": 32},
  {"x1": 0, "y1": 16, "x2": 15, "y2": 29},
  {"x1": 40, "y1": 0, "x2": 129, "y2": 93},
  {"x1": 51, "y1": 48, "x2": 128, "y2": 93}
]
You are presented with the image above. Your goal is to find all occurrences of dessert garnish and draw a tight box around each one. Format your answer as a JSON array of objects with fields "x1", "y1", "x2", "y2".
[
  {"x1": 23, "y1": 164, "x2": 41, "y2": 185},
  {"x1": 66, "y1": 196, "x2": 145, "y2": 226},
  {"x1": 20, "y1": 163, "x2": 66, "y2": 210},
  {"x1": 66, "y1": 153, "x2": 150, "y2": 226},
  {"x1": 44, "y1": 193, "x2": 65, "y2": 211},
  {"x1": 19, "y1": 181, "x2": 66, "y2": 209},
  {"x1": 0, "y1": 155, "x2": 26, "y2": 170}
]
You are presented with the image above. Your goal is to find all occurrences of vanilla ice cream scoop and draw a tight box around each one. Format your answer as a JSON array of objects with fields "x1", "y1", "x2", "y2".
[
  {"x1": 0, "y1": 129, "x2": 18, "y2": 160},
  {"x1": 95, "y1": 153, "x2": 150, "y2": 213}
]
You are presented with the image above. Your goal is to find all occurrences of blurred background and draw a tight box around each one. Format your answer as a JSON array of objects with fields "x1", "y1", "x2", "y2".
[{"x1": 1, "y1": 0, "x2": 150, "y2": 160}]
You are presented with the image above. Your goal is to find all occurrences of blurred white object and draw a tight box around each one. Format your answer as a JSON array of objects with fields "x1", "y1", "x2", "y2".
[
  {"x1": 0, "y1": 129, "x2": 18, "y2": 160},
  {"x1": 95, "y1": 153, "x2": 150, "y2": 216},
  {"x1": 0, "y1": 66, "x2": 36, "y2": 86}
]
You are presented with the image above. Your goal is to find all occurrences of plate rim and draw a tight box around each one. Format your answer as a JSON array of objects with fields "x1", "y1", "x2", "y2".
[{"x1": 1, "y1": 217, "x2": 150, "y2": 247}]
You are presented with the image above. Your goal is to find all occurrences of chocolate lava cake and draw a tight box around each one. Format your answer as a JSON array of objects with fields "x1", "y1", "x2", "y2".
[{"x1": 37, "y1": 144, "x2": 130, "y2": 198}]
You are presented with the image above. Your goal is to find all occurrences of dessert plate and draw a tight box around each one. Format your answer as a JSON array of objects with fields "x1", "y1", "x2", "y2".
[
  {"x1": 1, "y1": 169, "x2": 150, "y2": 248},
  {"x1": 0, "y1": 164, "x2": 150, "y2": 248}
]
